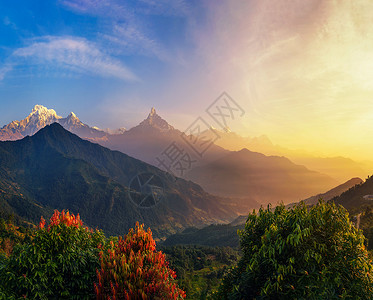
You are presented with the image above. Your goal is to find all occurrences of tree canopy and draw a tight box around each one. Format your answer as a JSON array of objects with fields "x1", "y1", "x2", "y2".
[
  {"x1": 0, "y1": 211, "x2": 185, "y2": 299},
  {"x1": 214, "y1": 201, "x2": 373, "y2": 299}
]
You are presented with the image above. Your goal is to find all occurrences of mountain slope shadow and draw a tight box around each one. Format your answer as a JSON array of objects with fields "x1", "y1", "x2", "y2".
[{"x1": 0, "y1": 123, "x2": 238, "y2": 238}]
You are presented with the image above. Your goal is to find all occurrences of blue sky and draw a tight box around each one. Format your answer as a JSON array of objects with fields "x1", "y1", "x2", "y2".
[
  {"x1": 0, "y1": 0, "x2": 210, "y2": 128},
  {"x1": 1, "y1": 1, "x2": 373, "y2": 160}
]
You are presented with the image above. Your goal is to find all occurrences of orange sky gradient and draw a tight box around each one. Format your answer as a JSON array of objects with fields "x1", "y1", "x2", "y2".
[{"x1": 160, "y1": 0, "x2": 373, "y2": 162}]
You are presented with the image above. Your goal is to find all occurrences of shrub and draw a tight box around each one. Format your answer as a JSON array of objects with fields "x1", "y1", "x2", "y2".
[
  {"x1": 0, "y1": 210, "x2": 105, "y2": 299},
  {"x1": 214, "y1": 201, "x2": 373, "y2": 299},
  {"x1": 95, "y1": 222, "x2": 186, "y2": 299},
  {"x1": 0, "y1": 219, "x2": 27, "y2": 257}
]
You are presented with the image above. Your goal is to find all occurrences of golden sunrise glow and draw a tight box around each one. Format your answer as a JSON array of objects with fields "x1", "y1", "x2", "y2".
[{"x1": 191, "y1": 0, "x2": 373, "y2": 162}]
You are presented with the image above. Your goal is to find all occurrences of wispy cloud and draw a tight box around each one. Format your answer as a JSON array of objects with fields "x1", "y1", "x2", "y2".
[
  {"x1": 136, "y1": 0, "x2": 190, "y2": 16},
  {"x1": 0, "y1": 65, "x2": 13, "y2": 81},
  {"x1": 61, "y1": 0, "x2": 189, "y2": 17},
  {"x1": 102, "y1": 24, "x2": 168, "y2": 61},
  {"x1": 12, "y1": 36, "x2": 138, "y2": 81},
  {"x1": 60, "y1": 0, "x2": 132, "y2": 19},
  {"x1": 3, "y1": 16, "x2": 18, "y2": 30},
  {"x1": 59, "y1": 0, "x2": 189, "y2": 61}
]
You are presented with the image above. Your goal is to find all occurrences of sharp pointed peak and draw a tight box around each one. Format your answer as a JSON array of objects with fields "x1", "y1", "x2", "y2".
[
  {"x1": 68, "y1": 111, "x2": 78, "y2": 119},
  {"x1": 138, "y1": 107, "x2": 174, "y2": 131},
  {"x1": 60, "y1": 111, "x2": 83, "y2": 127},
  {"x1": 147, "y1": 107, "x2": 157, "y2": 119}
]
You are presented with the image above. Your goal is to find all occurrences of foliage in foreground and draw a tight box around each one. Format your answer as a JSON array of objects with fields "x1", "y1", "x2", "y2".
[
  {"x1": 0, "y1": 211, "x2": 185, "y2": 300},
  {"x1": 0, "y1": 210, "x2": 105, "y2": 299},
  {"x1": 95, "y1": 222, "x2": 186, "y2": 299},
  {"x1": 214, "y1": 201, "x2": 373, "y2": 299}
]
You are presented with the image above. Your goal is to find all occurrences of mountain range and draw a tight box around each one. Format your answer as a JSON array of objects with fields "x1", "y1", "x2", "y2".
[
  {"x1": 1, "y1": 105, "x2": 229, "y2": 169},
  {"x1": 210, "y1": 128, "x2": 370, "y2": 183},
  {"x1": 2, "y1": 105, "x2": 368, "y2": 184},
  {"x1": 186, "y1": 148, "x2": 338, "y2": 204},
  {"x1": 91, "y1": 107, "x2": 229, "y2": 170},
  {"x1": 0, "y1": 123, "x2": 238, "y2": 239},
  {"x1": 0, "y1": 104, "x2": 368, "y2": 207},
  {"x1": 0, "y1": 105, "x2": 106, "y2": 141}
]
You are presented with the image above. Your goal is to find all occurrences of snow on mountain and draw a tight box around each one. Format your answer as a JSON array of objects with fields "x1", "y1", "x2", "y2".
[
  {"x1": 0, "y1": 105, "x2": 61, "y2": 140},
  {"x1": 18, "y1": 105, "x2": 62, "y2": 136},
  {"x1": 58, "y1": 111, "x2": 86, "y2": 129},
  {"x1": 137, "y1": 107, "x2": 174, "y2": 132},
  {"x1": 0, "y1": 105, "x2": 176, "y2": 143},
  {"x1": 0, "y1": 105, "x2": 106, "y2": 141},
  {"x1": 102, "y1": 127, "x2": 127, "y2": 135}
]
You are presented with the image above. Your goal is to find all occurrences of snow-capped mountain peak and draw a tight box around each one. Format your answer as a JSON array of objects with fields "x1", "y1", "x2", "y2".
[
  {"x1": 59, "y1": 111, "x2": 85, "y2": 128},
  {"x1": 0, "y1": 105, "x2": 106, "y2": 141},
  {"x1": 18, "y1": 105, "x2": 62, "y2": 136},
  {"x1": 68, "y1": 111, "x2": 77, "y2": 118},
  {"x1": 30, "y1": 104, "x2": 60, "y2": 118},
  {"x1": 62, "y1": 111, "x2": 80, "y2": 124},
  {"x1": 148, "y1": 107, "x2": 157, "y2": 118},
  {"x1": 139, "y1": 107, "x2": 174, "y2": 131},
  {"x1": 29, "y1": 105, "x2": 61, "y2": 122}
]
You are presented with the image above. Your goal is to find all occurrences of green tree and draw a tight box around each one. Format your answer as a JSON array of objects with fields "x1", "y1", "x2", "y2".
[
  {"x1": 0, "y1": 210, "x2": 106, "y2": 299},
  {"x1": 214, "y1": 201, "x2": 373, "y2": 299}
]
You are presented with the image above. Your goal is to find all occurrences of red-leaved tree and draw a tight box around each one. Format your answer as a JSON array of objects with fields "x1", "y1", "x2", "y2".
[{"x1": 94, "y1": 222, "x2": 186, "y2": 300}]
